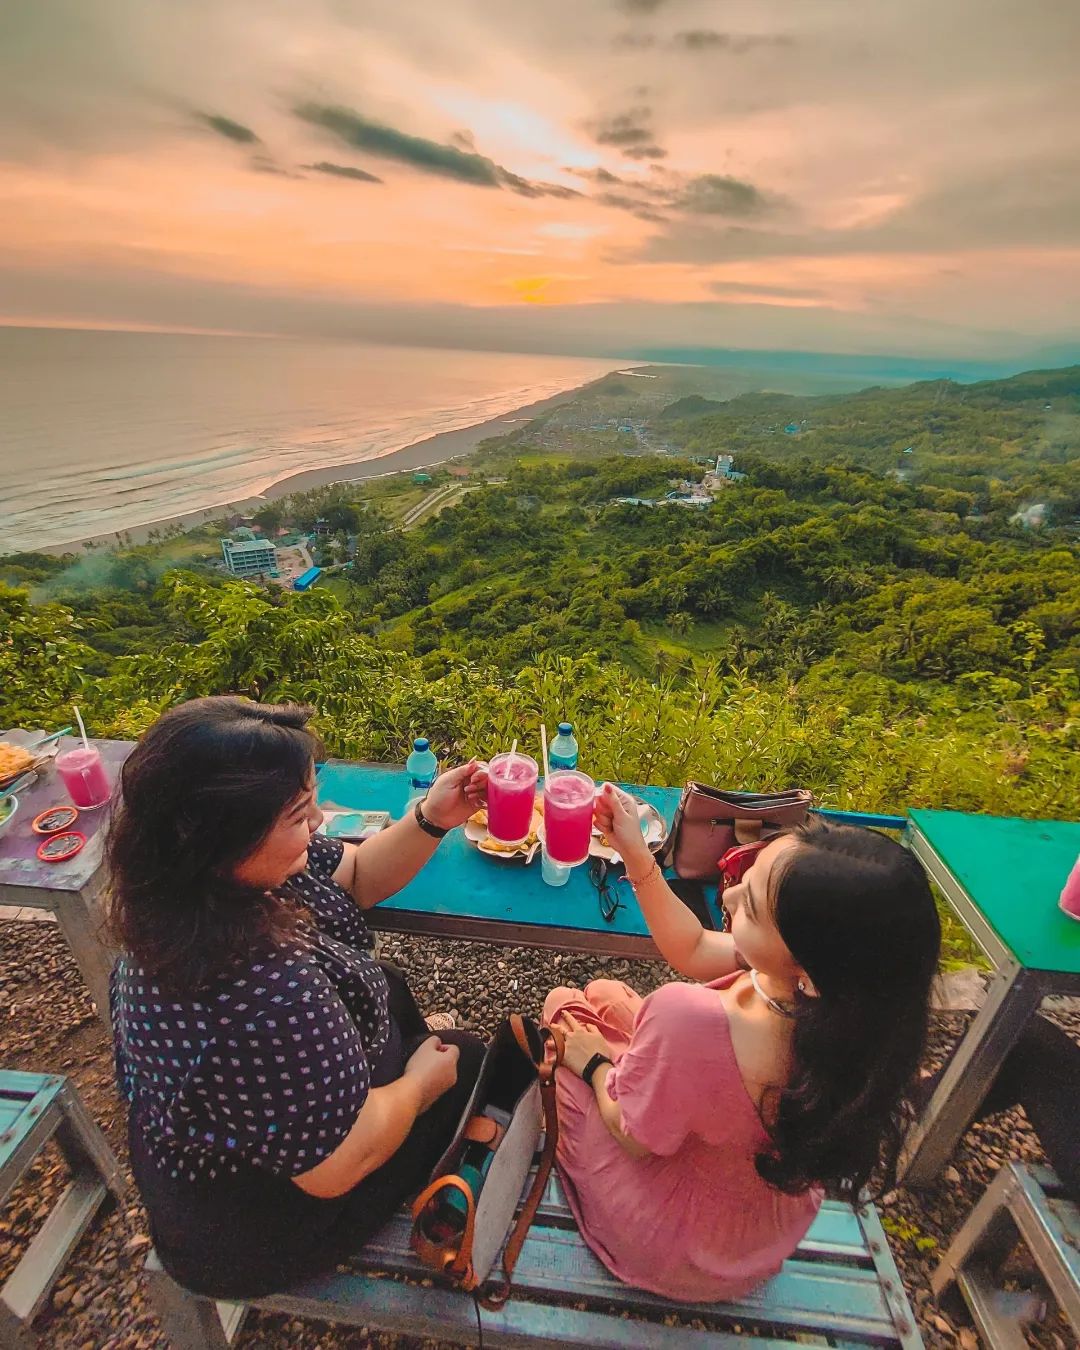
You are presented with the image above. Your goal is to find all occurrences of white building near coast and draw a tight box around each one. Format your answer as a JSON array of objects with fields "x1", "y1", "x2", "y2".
[{"x1": 221, "y1": 536, "x2": 279, "y2": 579}]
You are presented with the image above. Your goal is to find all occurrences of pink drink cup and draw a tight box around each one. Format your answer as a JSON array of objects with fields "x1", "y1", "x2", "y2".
[
  {"x1": 56, "y1": 746, "x2": 111, "y2": 809},
  {"x1": 1060, "y1": 854, "x2": 1080, "y2": 922},
  {"x1": 543, "y1": 770, "x2": 595, "y2": 866},
  {"x1": 487, "y1": 752, "x2": 538, "y2": 846}
]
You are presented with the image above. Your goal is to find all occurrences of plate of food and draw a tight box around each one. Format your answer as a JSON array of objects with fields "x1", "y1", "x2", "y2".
[
  {"x1": 0, "y1": 742, "x2": 37, "y2": 791},
  {"x1": 589, "y1": 797, "x2": 667, "y2": 863},
  {"x1": 464, "y1": 802, "x2": 544, "y2": 862},
  {"x1": 0, "y1": 732, "x2": 63, "y2": 792}
]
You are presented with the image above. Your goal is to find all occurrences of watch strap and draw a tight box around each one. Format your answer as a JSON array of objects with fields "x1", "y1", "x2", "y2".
[
  {"x1": 413, "y1": 798, "x2": 449, "y2": 839},
  {"x1": 581, "y1": 1052, "x2": 613, "y2": 1087}
]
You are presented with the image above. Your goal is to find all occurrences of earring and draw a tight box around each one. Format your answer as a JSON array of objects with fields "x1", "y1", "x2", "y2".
[{"x1": 797, "y1": 980, "x2": 806, "y2": 993}]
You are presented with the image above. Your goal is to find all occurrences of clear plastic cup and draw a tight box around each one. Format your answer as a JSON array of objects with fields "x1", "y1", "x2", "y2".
[
  {"x1": 541, "y1": 846, "x2": 571, "y2": 888},
  {"x1": 486, "y1": 752, "x2": 539, "y2": 846}
]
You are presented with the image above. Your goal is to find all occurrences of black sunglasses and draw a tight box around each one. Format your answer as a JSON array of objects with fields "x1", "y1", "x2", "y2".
[{"x1": 589, "y1": 856, "x2": 629, "y2": 923}]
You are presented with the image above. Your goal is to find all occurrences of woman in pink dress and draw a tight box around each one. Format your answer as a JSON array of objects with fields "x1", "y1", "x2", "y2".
[{"x1": 544, "y1": 788, "x2": 941, "y2": 1302}]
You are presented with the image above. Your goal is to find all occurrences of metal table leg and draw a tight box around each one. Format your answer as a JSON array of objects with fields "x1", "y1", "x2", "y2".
[{"x1": 900, "y1": 962, "x2": 1043, "y2": 1187}]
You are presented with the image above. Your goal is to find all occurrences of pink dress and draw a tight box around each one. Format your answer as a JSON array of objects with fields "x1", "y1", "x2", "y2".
[{"x1": 543, "y1": 975, "x2": 821, "y2": 1302}]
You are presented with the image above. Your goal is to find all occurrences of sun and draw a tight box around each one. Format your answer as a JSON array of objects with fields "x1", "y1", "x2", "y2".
[{"x1": 510, "y1": 276, "x2": 554, "y2": 305}]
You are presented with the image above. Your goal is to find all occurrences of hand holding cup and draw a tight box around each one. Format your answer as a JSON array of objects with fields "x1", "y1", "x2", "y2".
[{"x1": 594, "y1": 783, "x2": 651, "y2": 868}]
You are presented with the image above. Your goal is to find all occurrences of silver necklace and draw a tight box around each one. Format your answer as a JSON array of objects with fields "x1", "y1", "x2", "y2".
[{"x1": 748, "y1": 968, "x2": 796, "y2": 1019}]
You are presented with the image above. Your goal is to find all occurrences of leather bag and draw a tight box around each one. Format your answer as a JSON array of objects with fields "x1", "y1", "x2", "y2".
[
  {"x1": 658, "y1": 783, "x2": 813, "y2": 881},
  {"x1": 410, "y1": 1014, "x2": 563, "y2": 1308}
]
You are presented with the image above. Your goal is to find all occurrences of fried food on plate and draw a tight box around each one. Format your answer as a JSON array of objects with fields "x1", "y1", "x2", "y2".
[
  {"x1": 477, "y1": 817, "x2": 540, "y2": 854},
  {"x1": 0, "y1": 743, "x2": 34, "y2": 781},
  {"x1": 478, "y1": 837, "x2": 523, "y2": 854}
]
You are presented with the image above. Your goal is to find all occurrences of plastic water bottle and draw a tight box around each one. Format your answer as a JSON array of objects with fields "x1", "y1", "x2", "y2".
[
  {"x1": 406, "y1": 737, "x2": 438, "y2": 802},
  {"x1": 430, "y1": 1143, "x2": 494, "y2": 1236},
  {"x1": 548, "y1": 722, "x2": 578, "y2": 772}
]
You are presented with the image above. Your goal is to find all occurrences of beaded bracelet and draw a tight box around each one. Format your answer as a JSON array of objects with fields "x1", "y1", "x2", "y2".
[{"x1": 625, "y1": 860, "x2": 661, "y2": 888}]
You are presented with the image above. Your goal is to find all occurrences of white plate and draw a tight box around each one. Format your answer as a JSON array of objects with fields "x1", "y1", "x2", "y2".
[
  {"x1": 587, "y1": 799, "x2": 667, "y2": 864},
  {"x1": 464, "y1": 804, "x2": 544, "y2": 862}
]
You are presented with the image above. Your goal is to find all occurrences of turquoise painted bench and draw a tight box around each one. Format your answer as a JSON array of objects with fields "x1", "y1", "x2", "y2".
[
  {"x1": 0, "y1": 1070, "x2": 126, "y2": 1349},
  {"x1": 145, "y1": 1170, "x2": 922, "y2": 1348},
  {"x1": 932, "y1": 1164, "x2": 1079, "y2": 1349}
]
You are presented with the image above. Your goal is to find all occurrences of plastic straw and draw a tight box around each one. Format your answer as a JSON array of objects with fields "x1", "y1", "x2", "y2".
[
  {"x1": 73, "y1": 706, "x2": 89, "y2": 751},
  {"x1": 540, "y1": 723, "x2": 551, "y2": 781}
]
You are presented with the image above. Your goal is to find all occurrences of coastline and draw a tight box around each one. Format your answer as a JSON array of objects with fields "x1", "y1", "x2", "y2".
[{"x1": 38, "y1": 375, "x2": 609, "y2": 555}]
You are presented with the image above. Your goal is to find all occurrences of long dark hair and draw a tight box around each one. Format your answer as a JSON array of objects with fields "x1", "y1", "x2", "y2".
[
  {"x1": 757, "y1": 818, "x2": 940, "y2": 1200},
  {"x1": 107, "y1": 696, "x2": 324, "y2": 992}
]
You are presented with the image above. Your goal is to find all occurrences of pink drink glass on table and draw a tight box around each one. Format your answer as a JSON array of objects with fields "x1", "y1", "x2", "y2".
[
  {"x1": 486, "y1": 752, "x2": 539, "y2": 846},
  {"x1": 56, "y1": 745, "x2": 111, "y2": 809},
  {"x1": 543, "y1": 770, "x2": 595, "y2": 866},
  {"x1": 1060, "y1": 854, "x2": 1080, "y2": 922}
]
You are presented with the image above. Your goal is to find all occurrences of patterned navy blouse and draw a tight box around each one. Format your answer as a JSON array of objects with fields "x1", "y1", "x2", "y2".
[{"x1": 111, "y1": 834, "x2": 391, "y2": 1185}]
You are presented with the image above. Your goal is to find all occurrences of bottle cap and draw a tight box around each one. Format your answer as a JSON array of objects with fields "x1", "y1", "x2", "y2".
[
  {"x1": 413, "y1": 737, "x2": 429, "y2": 751},
  {"x1": 557, "y1": 723, "x2": 573, "y2": 734}
]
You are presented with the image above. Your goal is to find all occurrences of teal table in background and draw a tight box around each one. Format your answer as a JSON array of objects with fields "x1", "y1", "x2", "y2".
[
  {"x1": 901, "y1": 808, "x2": 1080, "y2": 1186},
  {"x1": 316, "y1": 762, "x2": 691, "y2": 958},
  {"x1": 0, "y1": 733, "x2": 130, "y2": 1024}
]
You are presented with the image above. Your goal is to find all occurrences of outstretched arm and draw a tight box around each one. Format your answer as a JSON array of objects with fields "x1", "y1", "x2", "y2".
[
  {"x1": 599, "y1": 784, "x2": 740, "y2": 982},
  {"x1": 332, "y1": 760, "x2": 487, "y2": 908}
]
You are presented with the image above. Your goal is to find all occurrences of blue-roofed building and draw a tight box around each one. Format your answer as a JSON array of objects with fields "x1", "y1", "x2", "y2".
[{"x1": 293, "y1": 566, "x2": 322, "y2": 592}]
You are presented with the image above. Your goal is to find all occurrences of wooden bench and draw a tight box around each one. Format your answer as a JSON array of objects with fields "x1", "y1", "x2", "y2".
[
  {"x1": 146, "y1": 1171, "x2": 922, "y2": 1348},
  {"x1": 932, "y1": 1163, "x2": 1079, "y2": 1349},
  {"x1": 0, "y1": 1070, "x2": 126, "y2": 1349}
]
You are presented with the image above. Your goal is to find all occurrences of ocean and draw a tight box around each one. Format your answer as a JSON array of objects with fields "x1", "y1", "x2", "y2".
[{"x1": 0, "y1": 328, "x2": 616, "y2": 553}]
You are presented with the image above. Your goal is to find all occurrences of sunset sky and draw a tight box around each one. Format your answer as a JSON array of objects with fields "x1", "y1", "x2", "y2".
[{"x1": 2, "y1": 0, "x2": 1079, "y2": 361}]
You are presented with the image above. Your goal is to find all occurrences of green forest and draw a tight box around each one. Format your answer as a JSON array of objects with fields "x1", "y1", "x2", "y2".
[{"x1": 3, "y1": 363, "x2": 1078, "y2": 829}]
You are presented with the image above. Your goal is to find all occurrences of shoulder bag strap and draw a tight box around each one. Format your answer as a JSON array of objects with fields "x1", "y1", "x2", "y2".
[
  {"x1": 480, "y1": 1024, "x2": 565, "y2": 1310},
  {"x1": 508, "y1": 1011, "x2": 538, "y2": 1061},
  {"x1": 411, "y1": 1174, "x2": 480, "y2": 1290}
]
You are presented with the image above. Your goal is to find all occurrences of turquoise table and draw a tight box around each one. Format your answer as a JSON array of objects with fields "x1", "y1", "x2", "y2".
[
  {"x1": 901, "y1": 808, "x2": 1080, "y2": 1185},
  {"x1": 317, "y1": 763, "x2": 692, "y2": 958},
  {"x1": 316, "y1": 764, "x2": 900, "y2": 959}
]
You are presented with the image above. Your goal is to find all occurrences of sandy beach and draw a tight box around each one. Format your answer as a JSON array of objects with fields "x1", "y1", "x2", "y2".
[{"x1": 39, "y1": 375, "x2": 608, "y2": 555}]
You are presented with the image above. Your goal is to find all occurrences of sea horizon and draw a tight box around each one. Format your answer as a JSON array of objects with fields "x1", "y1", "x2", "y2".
[{"x1": 0, "y1": 328, "x2": 619, "y2": 553}]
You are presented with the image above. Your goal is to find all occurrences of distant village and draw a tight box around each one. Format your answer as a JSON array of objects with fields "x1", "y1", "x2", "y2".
[
  {"x1": 613, "y1": 455, "x2": 747, "y2": 510},
  {"x1": 214, "y1": 434, "x2": 757, "y2": 592}
]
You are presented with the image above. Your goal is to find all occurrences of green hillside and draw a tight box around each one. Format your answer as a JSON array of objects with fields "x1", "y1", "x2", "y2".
[{"x1": 2, "y1": 362, "x2": 1077, "y2": 831}]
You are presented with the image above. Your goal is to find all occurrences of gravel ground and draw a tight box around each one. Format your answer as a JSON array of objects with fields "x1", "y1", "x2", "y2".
[{"x1": 1, "y1": 917, "x2": 1076, "y2": 1350}]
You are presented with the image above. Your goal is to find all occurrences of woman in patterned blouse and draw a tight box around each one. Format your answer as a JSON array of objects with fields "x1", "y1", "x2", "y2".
[{"x1": 107, "y1": 696, "x2": 488, "y2": 1298}]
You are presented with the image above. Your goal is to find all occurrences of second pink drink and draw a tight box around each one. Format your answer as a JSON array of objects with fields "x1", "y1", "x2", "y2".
[
  {"x1": 543, "y1": 771, "x2": 595, "y2": 866},
  {"x1": 486, "y1": 753, "x2": 539, "y2": 846},
  {"x1": 56, "y1": 745, "x2": 112, "y2": 809}
]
